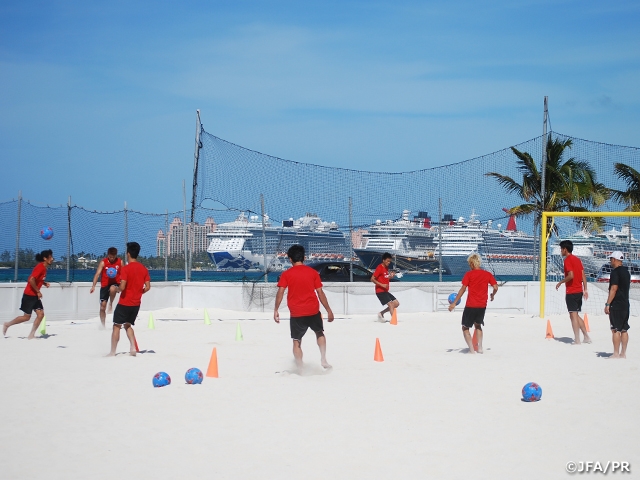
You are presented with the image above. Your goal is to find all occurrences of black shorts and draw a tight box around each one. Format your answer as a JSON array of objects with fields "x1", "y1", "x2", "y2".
[
  {"x1": 609, "y1": 307, "x2": 630, "y2": 333},
  {"x1": 20, "y1": 294, "x2": 43, "y2": 315},
  {"x1": 113, "y1": 304, "x2": 140, "y2": 326},
  {"x1": 290, "y1": 312, "x2": 323, "y2": 341},
  {"x1": 99, "y1": 285, "x2": 117, "y2": 302},
  {"x1": 565, "y1": 293, "x2": 583, "y2": 313},
  {"x1": 461, "y1": 307, "x2": 486, "y2": 329},
  {"x1": 376, "y1": 291, "x2": 397, "y2": 306}
]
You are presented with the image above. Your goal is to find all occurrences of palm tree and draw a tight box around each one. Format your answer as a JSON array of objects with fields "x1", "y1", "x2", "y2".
[
  {"x1": 486, "y1": 137, "x2": 609, "y2": 278},
  {"x1": 610, "y1": 163, "x2": 640, "y2": 211},
  {"x1": 486, "y1": 137, "x2": 609, "y2": 235}
]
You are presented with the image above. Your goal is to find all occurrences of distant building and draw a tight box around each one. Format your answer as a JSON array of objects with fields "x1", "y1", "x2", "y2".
[{"x1": 156, "y1": 217, "x2": 216, "y2": 257}]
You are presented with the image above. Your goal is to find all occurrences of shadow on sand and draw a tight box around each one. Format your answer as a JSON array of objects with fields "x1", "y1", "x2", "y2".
[
  {"x1": 554, "y1": 337, "x2": 574, "y2": 344},
  {"x1": 596, "y1": 351, "x2": 613, "y2": 358}
]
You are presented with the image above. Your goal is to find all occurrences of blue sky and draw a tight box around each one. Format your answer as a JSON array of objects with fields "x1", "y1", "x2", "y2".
[{"x1": 1, "y1": 0, "x2": 639, "y2": 213}]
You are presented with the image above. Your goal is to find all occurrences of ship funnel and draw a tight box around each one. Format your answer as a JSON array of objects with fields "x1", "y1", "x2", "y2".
[{"x1": 502, "y1": 208, "x2": 517, "y2": 231}]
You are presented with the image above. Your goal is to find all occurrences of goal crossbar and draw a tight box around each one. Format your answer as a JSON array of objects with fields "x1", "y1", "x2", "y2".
[{"x1": 540, "y1": 211, "x2": 640, "y2": 318}]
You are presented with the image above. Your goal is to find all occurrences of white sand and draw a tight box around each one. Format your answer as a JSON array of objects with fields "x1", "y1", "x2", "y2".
[{"x1": 1, "y1": 308, "x2": 638, "y2": 479}]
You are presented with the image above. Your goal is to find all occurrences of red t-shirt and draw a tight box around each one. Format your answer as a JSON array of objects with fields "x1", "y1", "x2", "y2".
[
  {"x1": 118, "y1": 262, "x2": 150, "y2": 307},
  {"x1": 462, "y1": 269, "x2": 497, "y2": 308},
  {"x1": 373, "y1": 264, "x2": 390, "y2": 293},
  {"x1": 24, "y1": 263, "x2": 47, "y2": 296},
  {"x1": 277, "y1": 264, "x2": 322, "y2": 317},
  {"x1": 563, "y1": 254, "x2": 584, "y2": 294},
  {"x1": 100, "y1": 258, "x2": 122, "y2": 287}
]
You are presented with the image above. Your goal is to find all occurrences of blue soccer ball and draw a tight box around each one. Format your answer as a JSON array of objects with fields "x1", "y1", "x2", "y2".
[
  {"x1": 153, "y1": 372, "x2": 171, "y2": 388},
  {"x1": 448, "y1": 293, "x2": 461, "y2": 305},
  {"x1": 522, "y1": 382, "x2": 542, "y2": 402},
  {"x1": 40, "y1": 227, "x2": 54, "y2": 241},
  {"x1": 106, "y1": 267, "x2": 117, "y2": 279},
  {"x1": 185, "y1": 367, "x2": 203, "y2": 385}
]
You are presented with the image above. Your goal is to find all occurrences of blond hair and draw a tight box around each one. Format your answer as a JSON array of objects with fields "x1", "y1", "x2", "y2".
[{"x1": 467, "y1": 253, "x2": 481, "y2": 269}]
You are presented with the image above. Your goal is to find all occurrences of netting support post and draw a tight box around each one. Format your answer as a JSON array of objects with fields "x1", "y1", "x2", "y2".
[
  {"x1": 190, "y1": 109, "x2": 201, "y2": 224},
  {"x1": 349, "y1": 197, "x2": 353, "y2": 282},
  {"x1": 536, "y1": 96, "x2": 549, "y2": 281},
  {"x1": 124, "y1": 201, "x2": 128, "y2": 264},
  {"x1": 438, "y1": 198, "x2": 443, "y2": 282},
  {"x1": 66, "y1": 196, "x2": 71, "y2": 282},
  {"x1": 165, "y1": 210, "x2": 169, "y2": 282},
  {"x1": 261, "y1": 194, "x2": 267, "y2": 282},
  {"x1": 183, "y1": 180, "x2": 189, "y2": 282},
  {"x1": 14, "y1": 191, "x2": 22, "y2": 282}
]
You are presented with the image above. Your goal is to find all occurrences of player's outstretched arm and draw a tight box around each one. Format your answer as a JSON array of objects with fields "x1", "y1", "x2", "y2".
[
  {"x1": 448, "y1": 285, "x2": 466, "y2": 312},
  {"x1": 316, "y1": 288, "x2": 334, "y2": 322},
  {"x1": 90, "y1": 262, "x2": 104, "y2": 293},
  {"x1": 273, "y1": 287, "x2": 286, "y2": 323}
]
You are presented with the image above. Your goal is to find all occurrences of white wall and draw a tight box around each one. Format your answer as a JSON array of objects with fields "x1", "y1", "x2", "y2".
[{"x1": 0, "y1": 281, "x2": 564, "y2": 321}]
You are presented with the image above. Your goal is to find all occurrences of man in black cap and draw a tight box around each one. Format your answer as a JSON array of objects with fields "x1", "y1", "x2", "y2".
[{"x1": 604, "y1": 251, "x2": 630, "y2": 359}]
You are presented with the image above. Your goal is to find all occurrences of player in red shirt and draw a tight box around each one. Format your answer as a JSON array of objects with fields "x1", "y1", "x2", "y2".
[
  {"x1": 371, "y1": 252, "x2": 400, "y2": 322},
  {"x1": 274, "y1": 244, "x2": 334, "y2": 371},
  {"x1": 3, "y1": 249, "x2": 54, "y2": 339},
  {"x1": 555, "y1": 240, "x2": 591, "y2": 344},
  {"x1": 90, "y1": 246, "x2": 122, "y2": 327},
  {"x1": 448, "y1": 253, "x2": 498, "y2": 354},
  {"x1": 107, "y1": 242, "x2": 150, "y2": 357}
]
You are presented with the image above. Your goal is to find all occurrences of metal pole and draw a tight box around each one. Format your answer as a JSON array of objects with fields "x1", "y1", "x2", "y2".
[
  {"x1": 183, "y1": 180, "x2": 189, "y2": 281},
  {"x1": 124, "y1": 201, "x2": 128, "y2": 264},
  {"x1": 539, "y1": 212, "x2": 548, "y2": 318},
  {"x1": 66, "y1": 196, "x2": 71, "y2": 282},
  {"x1": 190, "y1": 109, "x2": 202, "y2": 224},
  {"x1": 261, "y1": 194, "x2": 267, "y2": 282},
  {"x1": 165, "y1": 210, "x2": 169, "y2": 282},
  {"x1": 438, "y1": 198, "x2": 443, "y2": 282},
  {"x1": 14, "y1": 191, "x2": 22, "y2": 282},
  {"x1": 349, "y1": 197, "x2": 353, "y2": 282},
  {"x1": 537, "y1": 96, "x2": 549, "y2": 281}
]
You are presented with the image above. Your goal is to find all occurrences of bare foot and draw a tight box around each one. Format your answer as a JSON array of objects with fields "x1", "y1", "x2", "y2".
[
  {"x1": 377, "y1": 312, "x2": 385, "y2": 322},
  {"x1": 477, "y1": 348, "x2": 484, "y2": 354},
  {"x1": 2, "y1": 323, "x2": 8, "y2": 336},
  {"x1": 467, "y1": 350, "x2": 476, "y2": 354},
  {"x1": 107, "y1": 304, "x2": 113, "y2": 314},
  {"x1": 572, "y1": 340, "x2": 582, "y2": 345},
  {"x1": 321, "y1": 360, "x2": 332, "y2": 369},
  {"x1": 129, "y1": 351, "x2": 137, "y2": 357},
  {"x1": 621, "y1": 354, "x2": 627, "y2": 359},
  {"x1": 583, "y1": 337, "x2": 592, "y2": 344},
  {"x1": 105, "y1": 352, "x2": 116, "y2": 357},
  {"x1": 27, "y1": 334, "x2": 36, "y2": 340},
  {"x1": 607, "y1": 354, "x2": 620, "y2": 359}
]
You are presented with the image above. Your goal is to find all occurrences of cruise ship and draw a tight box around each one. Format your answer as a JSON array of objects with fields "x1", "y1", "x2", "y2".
[
  {"x1": 548, "y1": 224, "x2": 640, "y2": 276},
  {"x1": 206, "y1": 212, "x2": 350, "y2": 270},
  {"x1": 354, "y1": 209, "x2": 536, "y2": 276}
]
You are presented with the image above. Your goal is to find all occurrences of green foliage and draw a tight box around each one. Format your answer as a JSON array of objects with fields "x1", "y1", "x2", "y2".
[{"x1": 610, "y1": 163, "x2": 640, "y2": 211}]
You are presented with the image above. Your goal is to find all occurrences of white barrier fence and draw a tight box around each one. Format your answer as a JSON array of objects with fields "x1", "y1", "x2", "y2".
[{"x1": 0, "y1": 281, "x2": 570, "y2": 321}]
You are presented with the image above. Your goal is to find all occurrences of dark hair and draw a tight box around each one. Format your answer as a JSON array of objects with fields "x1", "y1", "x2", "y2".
[
  {"x1": 287, "y1": 244, "x2": 305, "y2": 263},
  {"x1": 35, "y1": 249, "x2": 53, "y2": 262},
  {"x1": 107, "y1": 247, "x2": 118, "y2": 256},
  {"x1": 127, "y1": 242, "x2": 141, "y2": 259},
  {"x1": 382, "y1": 252, "x2": 393, "y2": 261},
  {"x1": 559, "y1": 240, "x2": 573, "y2": 253}
]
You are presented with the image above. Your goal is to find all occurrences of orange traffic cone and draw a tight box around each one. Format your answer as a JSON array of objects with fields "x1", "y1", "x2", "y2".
[
  {"x1": 472, "y1": 329, "x2": 479, "y2": 352},
  {"x1": 584, "y1": 313, "x2": 590, "y2": 332},
  {"x1": 206, "y1": 347, "x2": 219, "y2": 378},
  {"x1": 133, "y1": 336, "x2": 140, "y2": 353},
  {"x1": 545, "y1": 320, "x2": 554, "y2": 339},
  {"x1": 374, "y1": 338, "x2": 384, "y2": 362},
  {"x1": 390, "y1": 310, "x2": 398, "y2": 325}
]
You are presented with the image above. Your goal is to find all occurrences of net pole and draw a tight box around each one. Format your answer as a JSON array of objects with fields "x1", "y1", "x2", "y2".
[
  {"x1": 164, "y1": 210, "x2": 168, "y2": 282},
  {"x1": 438, "y1": 198, "x2": 443, "y2": 282},
  {"x1": 67, "y1": 196, "x2": 71, "y2": 282},
  {"x1": 14, "y1": 191, "x2": 21, "y2": 282},
  {"x1": 537, "y1": 96, "x2": 549, "y2": 281},
  {"x1": 190, "y1": 109, "x2": 201, "y2": 224},
  {"x1": 349, "y1": 197, "x2": 353, "y2": 282},
  {"x1": 183, "y1": 180, "x2": 188, "y2": 281},
  {"x1": 261, "y1": 194, "x2": 267, "y2": 282},
  {"x1": 124, "y1": 201, "x2": 128, "y2": 265}
]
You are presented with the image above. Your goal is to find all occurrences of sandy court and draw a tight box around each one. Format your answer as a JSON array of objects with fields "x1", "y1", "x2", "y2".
[{"x1": 1, "y1": 308, "x2": 638, "y2": 479}]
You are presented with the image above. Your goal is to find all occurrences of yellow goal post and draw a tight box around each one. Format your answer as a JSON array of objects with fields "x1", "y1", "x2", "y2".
[{"x1": 539, "y1": 211, "x2": 640, "y2": 318}]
